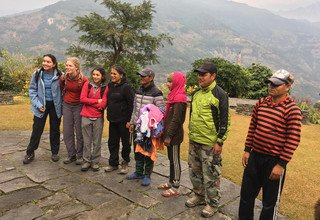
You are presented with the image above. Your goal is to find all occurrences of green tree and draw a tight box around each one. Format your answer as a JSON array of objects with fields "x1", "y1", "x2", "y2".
[
  {"x1": 0, "y1": 49, "x2": 35, "y2": 94},
  {"x1": 187, "y1": 57, "x2": 249, "y2": 97},
  {"x1": 67, "y1": 0, "x2": 172, "y2": 89},
  {"x1": 245, "y1": 63, "x2": 272, "y2": 99}
]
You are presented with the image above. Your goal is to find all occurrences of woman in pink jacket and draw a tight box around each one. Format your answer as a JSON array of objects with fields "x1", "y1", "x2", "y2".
[{"x1": 79, "y1": 67, "x2": 108, "y2": 171}]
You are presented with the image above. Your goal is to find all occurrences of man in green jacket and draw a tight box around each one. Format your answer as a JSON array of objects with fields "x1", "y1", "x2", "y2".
[{"x1": 186, "y1": 62, "x2": 230, "y2": 218}]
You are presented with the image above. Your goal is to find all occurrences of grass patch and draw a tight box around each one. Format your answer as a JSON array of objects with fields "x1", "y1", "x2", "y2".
[{"x1": 1, "y1": 96, "x2": 319, "y2": 219}]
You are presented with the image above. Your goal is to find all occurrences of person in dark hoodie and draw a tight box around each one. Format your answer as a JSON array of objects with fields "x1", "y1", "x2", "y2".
[{"x1": 104, "y1": 64, "x2": 134, "y2": 174}]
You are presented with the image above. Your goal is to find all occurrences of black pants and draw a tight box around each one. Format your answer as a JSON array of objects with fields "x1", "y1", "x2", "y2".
[
  {"x1": 167, "y1": 144, "x2": 181, "y2": 188},
  {"x1": 239, "y1": 152, "x2": 286, "y2": 220},
  {"x1": 27, "y1": 101, "x2": 61, "y2": 155},
  {"x1": 108, "y1": 122, "x2": 131, "y2": 166}
]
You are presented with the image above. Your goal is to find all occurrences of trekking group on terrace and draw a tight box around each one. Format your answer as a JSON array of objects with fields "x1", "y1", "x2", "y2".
[{"x1": 23, "y1": 54, "x2": 302, "y2": 219}]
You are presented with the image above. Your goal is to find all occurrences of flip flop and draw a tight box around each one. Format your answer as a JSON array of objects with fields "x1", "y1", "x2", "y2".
[
  {"x1": 157, "y1": 182, "x2": 172, "y2": 190},
  {"x1": 161, "y1": 188, "x2": 180, "y2": 197}
]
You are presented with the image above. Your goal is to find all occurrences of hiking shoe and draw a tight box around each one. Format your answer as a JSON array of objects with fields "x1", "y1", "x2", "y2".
[
  {"x1": 126, "y1": 172, "x2": 144, "y2": 180},
  {"x1": 141, "y1": 175, "x2": 151, "y2": 186},
  {"x1": 104, "y1": 165, "x2": 118, "y2": 172},
  {"x1": 51, "y1": 154, "x2": 59, "y2": 162},
  {"x1": 75, "y1": 158, "x2": 83, "y2": 165},
  {"x1": 119, "y1": 161, "x2": 129, "y2": 174},
  {"x1": 23, "y1": 153, "x2": 35, "y2": 164},
  {"x1": 63, "y1": 156, "x2": 76, "y2": 164},
  {"x1": 91, "y1": 163, "x2": 100, "y2": 172},
  {"x1": 201, "y1": 204, "x2": 218, "y2": 218},
  {"x1": 185, "y1": 194, "x2": 206, "y2": 208},
  {"x1": 81, "y1": 162, "x2": 91, "y2": 171}
]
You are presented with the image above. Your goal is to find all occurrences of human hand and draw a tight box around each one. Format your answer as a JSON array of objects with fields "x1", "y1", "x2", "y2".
[
  {"x1": 164, "y1": 137, "x2": 171, "y2": 147},
  {"x1": 98, "y1": 99, "x2": 102, "y2": 104},
  {"x1": 269, "y1": 164, "x2": 284, "y2": 180},
  {"x1": 38, "y1": 106, "x2": 45, "y2": 112},
  {"x1": 213, "y1": 143, "x2": 222, "y2": 155},
  {"x1": 242, "y1": 152, "x2": 250, "y2": 167},
  {"x1": 129, "y1": 125, "x2": 134, "y2": 133}
]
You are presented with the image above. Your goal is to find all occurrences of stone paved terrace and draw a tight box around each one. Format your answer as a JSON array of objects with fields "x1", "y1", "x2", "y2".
[{"x1": 0, "y1": 131, "x2": 286, "y2": 220}]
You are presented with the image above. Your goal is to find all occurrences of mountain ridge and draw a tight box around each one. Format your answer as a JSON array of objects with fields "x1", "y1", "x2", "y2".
[{"x1": 0, "y1": 0, "x2": 319, "y2": 101}]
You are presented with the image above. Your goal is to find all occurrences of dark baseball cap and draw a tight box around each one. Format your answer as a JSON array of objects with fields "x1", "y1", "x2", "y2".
[
  {"x1": 194, "y1": 62, "x2": 217, "y2": 74},
  {"x1": 137, "y1": 68, "x2": 155, "y2": 77}
]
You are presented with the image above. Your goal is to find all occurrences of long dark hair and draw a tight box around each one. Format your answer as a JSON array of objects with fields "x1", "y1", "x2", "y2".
[
  {"x1": 43, "y1": 54, "x2": 61, "y2": 76},
  {"x1": 112, "y1": 64, "x2": 126, "y2": 76},
  {"x1": 91, "y1": 67, "x2": 107, "y2": 84}
]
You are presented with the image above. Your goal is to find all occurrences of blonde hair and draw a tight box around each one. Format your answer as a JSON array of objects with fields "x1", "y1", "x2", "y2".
[
  {"x1": 66, "y1": 57, "x2": 81, "y2": 72},
  {"x1": 167, "y1": 72, "x2": 174, "y2": 81}
]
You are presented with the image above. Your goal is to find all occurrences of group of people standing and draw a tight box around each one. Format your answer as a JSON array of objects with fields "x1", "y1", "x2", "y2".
[{"x1": 23, "y1": 54, "x2": 302, "y2": 219}]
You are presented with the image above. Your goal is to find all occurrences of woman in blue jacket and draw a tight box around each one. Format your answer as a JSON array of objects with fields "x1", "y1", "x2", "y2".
[{"x1": 23, "y1": 54, "x2": 63, "y2": 164}]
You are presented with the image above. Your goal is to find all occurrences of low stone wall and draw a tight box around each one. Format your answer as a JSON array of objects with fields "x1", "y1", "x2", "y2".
[
  {"x1": 0, "y1": 91, "x2": 14, "y2": 105},
  {"x1": 236, "y1": 103, "x2": 254, "y2": 116},
  {"x1": 301, "y1": 110, "x2": 310, "y2": 124}
]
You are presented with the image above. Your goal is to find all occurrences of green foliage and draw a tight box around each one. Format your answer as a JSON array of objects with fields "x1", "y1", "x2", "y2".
[
  {"x1": 187, "y1": 57, "x2": 249, "y2": 97},
  {"x1": 245, "y1": 63, "x2": 272, "y2": 99},
  {"x1": 67, "y1": 0, "x2": 172, "y2": 88},
  {"x1": 297, "y1": 99, "x2": 320, "y2": 124},
  {"x1": 0, "y1": 49, "x2": 35, "y2": 95}
]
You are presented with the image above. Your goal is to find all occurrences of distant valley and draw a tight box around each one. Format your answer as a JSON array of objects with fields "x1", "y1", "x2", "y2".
[{"x1": 0, "y1": 0, "x2": 319, "y2": 101}]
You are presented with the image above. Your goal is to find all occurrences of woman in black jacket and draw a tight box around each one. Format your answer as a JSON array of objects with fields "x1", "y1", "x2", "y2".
[{"x1": 104, "y1": 64, "x2": 134, "y2": 174}]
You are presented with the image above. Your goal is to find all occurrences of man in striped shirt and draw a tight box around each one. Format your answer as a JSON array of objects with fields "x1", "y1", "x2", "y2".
[{"x1": 239, "y1": 69, "x2": 302, "y2": 220}]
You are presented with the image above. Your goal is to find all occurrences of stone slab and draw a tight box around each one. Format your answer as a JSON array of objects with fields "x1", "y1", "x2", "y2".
[
  {"x1": 97, "y1": 174, "x2": 159, "y2": 209},
  {"x1": 0, "y1": 169, "x2": 24, "y2": 183},
  {"x1": 76, "y1": 197, "x2": 132, "y2": 220},
  {"x1": 42, "y1": 174, "x2": 85, "y2": 191},
  {"x1": 0, "y1": 177, "x2": 38, "y2": 193},
  {"x1": 117, "y1": 206, "x2": 161, "y2": 220},
  {"x1": 37, "y1": 200, "x2": 89, "y2": 220},
  {"x1": 0, "y1": 204, "x2": 43, "y2": 220},
  {"x1": 64, "y1": 182, "x2": 118, "y2": 208},
  {"x1": 0, "y1": 188, "x2": 51, "y2": 212},
  {"x1": 220, "y1": 178, "x2": 241, "y2": 206},
  {"x1": 20, "y1": 161, "x2": 69, "y2": 183},
  {"x1": 37, "y1": 192, "x2": 72, "y2": 208}
]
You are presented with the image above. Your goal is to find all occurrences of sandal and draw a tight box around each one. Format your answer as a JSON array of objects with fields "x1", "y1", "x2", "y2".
[
  {"x1": 161, "y1": 188, "x2": 180, "y2": 197},
  {"x1": 157, "y1": 182, "x2": 172, "y2": 190}
]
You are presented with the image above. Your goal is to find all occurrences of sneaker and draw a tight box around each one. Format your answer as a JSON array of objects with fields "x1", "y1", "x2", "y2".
[
  {"x1": 81, "y1": 162, "x2": 91, "y2": 172},
  {"x1": 75, "y1": 158, "x2": 83, "y2": 165},
  {"x1": 119, "y1": 161, "x2": 129, "y2": 174},
  {"x1": 104, "y1": 165, "x2": 118, "y2": 172},
  {"x1": 23, "y1": 153, "x2": 35, "y2": 164},
  {"x1": 63, "y1": 156, "x2": 76, "y2": 164},
  {"x1": 185, "y1": 194, "x2": 206, "y2": 208},
  {"x1": 51, "y1": 154, "x2": 59, "y2": 162},
  {"x1": 91, "y1": 163, "x2": 100, "y2": 172},
  {"x1": 201, "y1": 204, "x2": 218, "y2": 218},
  {"x1": 126, "y1": 172, "x2": 144, "y2": 180},
  {"x1": 141, "y1": 175, "x2": 151, "y2": 186}
]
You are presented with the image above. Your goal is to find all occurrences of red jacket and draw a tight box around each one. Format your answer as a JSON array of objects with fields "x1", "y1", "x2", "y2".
[
  {"x1": 80, "y1": 81, "x2": 108, "y2": 118},
  {"x1": 60, "y1": 73, "x2": 88, "y2": 104}
]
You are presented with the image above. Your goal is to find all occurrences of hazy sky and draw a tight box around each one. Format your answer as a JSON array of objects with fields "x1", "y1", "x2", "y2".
[
  {"x1": 1, "y1": 0, "x2": 319, "y2": 16},
  {"x1": 230, "y1": 0, "x2": 320, "y2": 11}
]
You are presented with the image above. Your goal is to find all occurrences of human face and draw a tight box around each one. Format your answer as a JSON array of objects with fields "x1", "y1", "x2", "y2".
[
  {"x1": 139, "y1": 74, "x2": 153, "y2": 87},
  {"x1": 110, "y1": 67, "x2": 122, "y2": 84},
  {"x1": 268, "y1": 83, "x2": 290, "y2": 100},
  {"x1": 42, "y1": 56, "x2": 56, "y2": 73},
  {"x1": 65, "y1": 61, "x2": 78, "y2": 76},
  {"x1": 167, "y1": 75, "x2": 173, "y2": 91},
  {"x1": 198, "y1": 72, "x2": 216, "y2": 88},
  {"x1": 92, "y1": 70, "x2": 103, "y2": 85}
]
